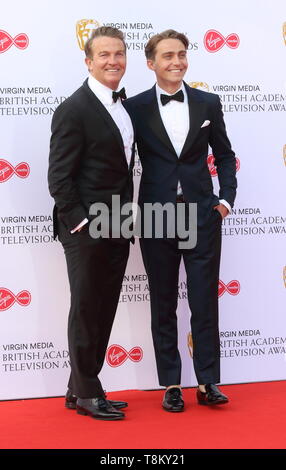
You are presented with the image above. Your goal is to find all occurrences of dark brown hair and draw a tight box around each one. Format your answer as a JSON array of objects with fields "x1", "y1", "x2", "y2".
[
  {"x1": 145, "y1": 29, "x2": 189, "y2": 60},
  {"x1": 85, "y1": 26, "x2": 126, "y2": 58}
]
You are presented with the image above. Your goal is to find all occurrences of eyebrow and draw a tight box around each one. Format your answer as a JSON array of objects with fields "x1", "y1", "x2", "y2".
[
  {"x1": 98, "y1": 49, "x2": 125, "y2": 54},
  {"x1": 162, "y1": 50, "x2": 187, "y2": 55}
]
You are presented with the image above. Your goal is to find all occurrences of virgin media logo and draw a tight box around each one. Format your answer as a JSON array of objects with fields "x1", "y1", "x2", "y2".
[
  {"x1": 106, "y1": 344, "x2": 143, "y2": 367},
  {"x1": 0, "y1": 30, "x2": 29, "y2": 54},
  {"x1": 204, "y1": 30, "x2": 239, "y2": 53},
  {"x1": 0, "y1": 288, "x2": 31, "y2": 311},
  {"x1": 207, "y1": 154, "x2": 240, "y2": 177},
  {"x1": 218, "y1": 280, "x2": 240, "y2": 297},
  {"x1": 0, "y1": 159, "x2": 30, "y2": 183}
]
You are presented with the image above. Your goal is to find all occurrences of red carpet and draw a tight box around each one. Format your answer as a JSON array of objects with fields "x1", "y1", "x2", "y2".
[{"x1": 0, "y1": 381, "x2": 285, "y2": 449}]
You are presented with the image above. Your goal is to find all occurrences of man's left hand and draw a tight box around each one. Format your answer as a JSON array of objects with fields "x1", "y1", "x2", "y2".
[{"x1": 214, "y1": 204, "x2": 229, "y2": 219}]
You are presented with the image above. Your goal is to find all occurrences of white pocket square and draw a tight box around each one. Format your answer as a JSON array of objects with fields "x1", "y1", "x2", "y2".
[{"x1": 201, "y1": 120, "x2": 210, "y2": 128}]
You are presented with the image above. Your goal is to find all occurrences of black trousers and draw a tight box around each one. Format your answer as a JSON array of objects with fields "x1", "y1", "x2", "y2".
[
  {"x1": 140, "y1": 207, "x2": 222, "y2": 386},
  {"x1": 58, "y1": 220, "x2": 129, "y2": 398}
]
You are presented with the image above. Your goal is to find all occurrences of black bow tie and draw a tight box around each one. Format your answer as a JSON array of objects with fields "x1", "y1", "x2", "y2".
[
  {"x1": 112, "y1": 87, "x2": 127, "y2": 103},
  {"x1": 160, "y1": 90, "x2": 184, "y2": 106}
]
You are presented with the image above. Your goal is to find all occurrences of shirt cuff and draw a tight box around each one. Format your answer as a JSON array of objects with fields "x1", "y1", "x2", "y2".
[
  {"x1": 219, "y1": 199, "x2": 231, "y2": 214},
  {"x1": 70, "y1": 218, "x2": 89, "y2": 233}
]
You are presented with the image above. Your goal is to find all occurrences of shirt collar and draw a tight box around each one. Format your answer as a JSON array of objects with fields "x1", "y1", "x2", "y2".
[{"x1": 88, "y1": 74, "x2": 119, "y2": 106}]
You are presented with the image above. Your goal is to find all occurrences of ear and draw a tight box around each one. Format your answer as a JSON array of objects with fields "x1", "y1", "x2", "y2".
[
  {"x1": 85, "y1": 56, "x2": 92, "y2": 72},
  {"x1": 147, "y1": 59, "x2": 155, "y2": 71}
]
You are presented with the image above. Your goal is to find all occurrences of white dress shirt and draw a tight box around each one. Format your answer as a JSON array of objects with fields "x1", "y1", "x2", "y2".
[
  {"x1": 71, "y1": 75, "x2": 134, "y2": 233},
  {"x1": 156, "y1": 82, "x2": 231, "y2": 213},
  {"x1": 156, "y1": 83, "x2": 189, "y2": 158},
  {"x1": 87, "y1": 74, "x2": 134, "y2": 166}
]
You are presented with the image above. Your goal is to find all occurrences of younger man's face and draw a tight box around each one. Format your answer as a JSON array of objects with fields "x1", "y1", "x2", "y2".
[{"x1": 147, "y1": 38, "x2": 188, "y2": 90}]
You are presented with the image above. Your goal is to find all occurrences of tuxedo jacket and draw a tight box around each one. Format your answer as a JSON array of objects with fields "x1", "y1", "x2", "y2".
[
  {"x1": 48, "y1": 79, "x2": 135, "y2": 238},
  {"x1": 124, "y1": 82, "x2": 237, "y2": 219}
]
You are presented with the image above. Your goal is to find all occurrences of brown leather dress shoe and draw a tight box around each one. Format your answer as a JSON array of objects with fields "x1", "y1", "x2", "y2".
[
  {"x1": 162, "y1": 387, "x2": 184, "y2": 412},
  {"x1": 197, "y1": 384, "x2": 229, "y2": 405},
  {"x1": 65, "y1": 389, "x2": 128, "y2": 410},
  {"x1": 76, "y1": 397, "x2": 125, "y2": 420}
]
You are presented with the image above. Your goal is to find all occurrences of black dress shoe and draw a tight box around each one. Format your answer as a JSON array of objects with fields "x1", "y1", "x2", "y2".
[
  {"x1": 162, "y1": 387, "x2": 184, "y2": 412},
  {"x1": 65, "y1": 390, "x2": 77, "y2": 409},
  {"x1": 197, "y1": 384, "x2": 229, "y2": 405},
  {"x1": 65, "y1": 389, "x2": 128, "y2": 410},
  {"x1": 76, "y1": 397, "x2": 125, "y2": 420}
]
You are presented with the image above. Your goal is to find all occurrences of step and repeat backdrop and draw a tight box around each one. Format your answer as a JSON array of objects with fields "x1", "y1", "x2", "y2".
[{"x1": 0, "y1": 0, "x2": 285, "y2": 399}]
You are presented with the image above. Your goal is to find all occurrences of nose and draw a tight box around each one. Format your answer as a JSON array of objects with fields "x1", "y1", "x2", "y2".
[
  {"x1": 172, "y1": 54, "x2": 181, "y2": 66},
  {"x1": 108, "y1": 54, "x2": 118, "y2": 65}
]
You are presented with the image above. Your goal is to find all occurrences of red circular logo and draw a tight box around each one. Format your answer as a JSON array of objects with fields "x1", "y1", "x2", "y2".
[
  {"x1": 106, "y1": 344, "x2": 143, "y2": 367},
  {"x1": 207, "y1": 154, "x2": 240, "y2": 177},
  {"x1": 0, "y1": 159, "x2": 30, "y2": 183},
  {"x1": 207, "y1": 154, "x2": 217, "y2": 177},
  {"x1": 0, "y1": 30, "x2": 29, "y2": 53},
  {"x1": 0, "y1": 288, "x2": 31, "y2": 311},
  {"x1": 204, "y1": 30, "x2": 240, "y2": 53},
  {"x1": 218, "y1": 280, "x2": 240, "y2": 297}
]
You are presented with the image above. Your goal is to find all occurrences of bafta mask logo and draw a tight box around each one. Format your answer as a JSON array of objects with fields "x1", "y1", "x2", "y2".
[
  {"x1": 283, "y1": 144, "x2": 286, "y2": 166},
  {"x1": 283, "y1": 23, "x2": 286, "y2": 46},
  {"x1": 283, "y1": 266, "x2": 286, "y2": 288},
  {"x1": 76, "y1": 19, "x2": 100, "y2": 50},
  {"x1": 189, "y1": 82, "x2": 209, "y2": 92},
  {"x1": 187, "y1": 332, "x2": 193, "y2": 357}
]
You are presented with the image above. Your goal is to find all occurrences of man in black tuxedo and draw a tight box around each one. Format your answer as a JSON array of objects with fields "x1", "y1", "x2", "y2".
[
  {"x1": 125, "y1": 30, "x2": 237, "y2": 411},
  {"x1": 48, "y1": 27, "x2": 134, "y2": 420}
]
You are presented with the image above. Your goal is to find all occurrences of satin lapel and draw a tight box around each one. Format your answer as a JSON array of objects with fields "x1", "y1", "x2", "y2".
[
  {"x1": 180, "y1": 84, "x2": 208, "y2": 158},
  {"x1": 143, "y1": 86, "x2": 177, "y2": 155},
  {"x1": 82, "y1": 80, "x2": 125, "y2": 156}
]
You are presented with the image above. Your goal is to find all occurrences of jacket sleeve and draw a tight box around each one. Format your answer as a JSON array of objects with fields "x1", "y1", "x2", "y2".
[
  {"x1": 209, "y1": 95, "x2": 237, "y2": 207},
  {"x1": 48, "y1": 102, "x2": 87, "y2": 231}
]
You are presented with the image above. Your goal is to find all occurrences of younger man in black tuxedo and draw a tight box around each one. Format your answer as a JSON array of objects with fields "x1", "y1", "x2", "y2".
[
  {"x1": 125, "y1": 30, "x2": 237, "y2": 411},
  {"x1": 48, "y1": 27, "x2": 134, "y2": 420}
]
